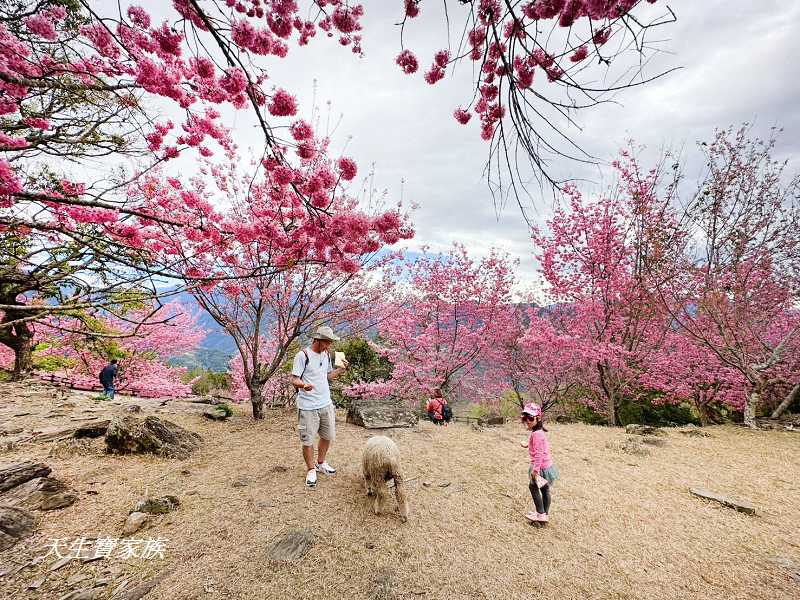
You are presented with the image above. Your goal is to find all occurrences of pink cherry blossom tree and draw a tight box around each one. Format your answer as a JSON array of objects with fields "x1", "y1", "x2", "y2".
[
  {"x1": 0, "y1": 1, "x2": 370, "y2": 376},
  {"x1": 655, "y1": 127, "x2": 800, "y2": 428},
  {"x1": 638, "y1": 331, "x2": 747, "y2": 426},
  {"x1": 349, "y1": 244, "x2": 517, "y2": 407},
  {"x1": 532, "y1": 152, "x2": 682, "y2": 424},
  {"x1": 498, "y1": 310, "x2": 585, "y2": 411}
]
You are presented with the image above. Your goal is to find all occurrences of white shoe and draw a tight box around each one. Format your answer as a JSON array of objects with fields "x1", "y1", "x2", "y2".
[
  {"x1": 305, "y1": 469, "x2": 317, "y2": 488},
  {"x1": 315, "y1": 461, "x2": 336, "y2": 475}
]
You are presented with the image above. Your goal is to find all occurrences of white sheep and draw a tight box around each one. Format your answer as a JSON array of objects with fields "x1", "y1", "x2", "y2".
[{"x1": 362, "y1": 435, "x2": 409, "y2": 522}]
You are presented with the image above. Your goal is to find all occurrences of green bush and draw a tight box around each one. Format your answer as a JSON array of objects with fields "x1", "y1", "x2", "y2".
[
  {"x1": 184, "y1": 368, "x2": 231, "y2": 396},
  {"x1": 616, "y1": 394, "x2": 699, "y2": 427},
  {"x1": 213, "y1": 401, "x2": 234, "y2": 417},
  {"x1": 332, "y1": 337, "x2": 393, "y2": 409},
  {"x1": 569, "y1": 403, "x2": 608, "y2": 426}
]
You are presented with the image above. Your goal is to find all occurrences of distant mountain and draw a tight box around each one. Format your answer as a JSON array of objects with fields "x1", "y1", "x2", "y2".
[{"x1": 169, "y1": 292, "x2": 236, "y2": 372}]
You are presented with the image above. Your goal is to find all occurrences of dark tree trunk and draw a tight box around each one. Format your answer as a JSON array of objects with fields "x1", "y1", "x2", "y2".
[
  {"x1": 596, "y1": 362, "x2": 617, "y2": 426},
  {"x1": 250, "y1": 381, "x2": 264, "y2": 420},
  {"x1": 694, "y1": 395, "x2": 710, "y2": 427},
  {"x1": 771, "y1": 383, "x2": 799, "y2": 419},
  {"x1": 13, "y1": 338, "x2": 33, "y2": 380},
  {"x1": 0, "y1": 308, "x2": 35, "y2": 381}
]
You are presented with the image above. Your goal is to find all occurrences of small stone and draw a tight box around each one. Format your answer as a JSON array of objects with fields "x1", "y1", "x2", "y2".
[
  {"x1": 203, "y1": 408, "x2": 228, "y2": 421},
  {"x1": 180, "y1": 469, "x2": 191, "y2": 475},
  {"x1": 690, "y1": 488, "x2": 756, "y2": 515},
  {"x1": 93, "y1": 578, "x2": 111, "y2": 587},
  {"x1": 256, "y1": 500, "x2": 273, "y2": 509},
  {"x1": 49, "y1": 556, "x2": 73, "y2": 572},
  {"x1": 422, "y1": 482, "x2": 431, "y2": 487},
  {"x1": 641, "y1": 436, "x2": 667, "y2": 447},
  {"x1": 625, "y1": 424, "x2": 665, "y2": 436},
  {"x1": 28, "y1": 576, "x2": 46, "y2": 589},
  {"x1": 365, "y1": 542, "x2": 375, "y2": 549},
  {"x1": 185, "y1": 490, "x2": 198, "y2": 496},
  {"x1": 270, "y1": 465, "x2": 288, "y2": 473},
  {"x1": 59, "y1": 588, "x2": 101, "y2": 600},
  {"x1": 132, "y1": 495, "x2": 179, "y2": 515},
  {"x1": 232, "y1": 476, "x2": 251, "y2": 488},
  {"x1": 122, "y1": 512, "x2": 149, "y2": 535},
  {"x1": 606, "y1": 438, "x2": 650, "y2": 456},
  {"x1": 67, "y1": 573, "x2": 90, "y2": 586},
  {"x1": 124, "y1": 405, "x2": 142, "y2": 413},
  {"x1": 3, "y1": 476, "x2": 77, "y2": 511},
  {"x1": 438, "y1": 481, "x2": 451, "y2": 488},
  {"x1": 678, "y1": 425, "x2": 712, "y2": 437},
  {"x1": 105, "y1": 416, "x2": 201, "y2": 459}
]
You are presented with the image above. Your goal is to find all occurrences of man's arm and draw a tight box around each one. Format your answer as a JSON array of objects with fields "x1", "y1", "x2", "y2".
[
  {"x1": 290, "y1": 375, "x2": 313, "y2": 391},
  {"x1": 290, "y1": 352, "x2": 313, "y2": 391},
  {"x1": 327, "y1": 359, "x2": 348, "y2": 381}
]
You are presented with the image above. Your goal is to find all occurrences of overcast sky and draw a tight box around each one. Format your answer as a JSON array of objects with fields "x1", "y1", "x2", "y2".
[{"x1": 161, "y1": 1, "x2": 800, "y2": 285}]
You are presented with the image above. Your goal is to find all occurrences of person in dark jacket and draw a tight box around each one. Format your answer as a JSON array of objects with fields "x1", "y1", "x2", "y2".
[{"x1": 99, "y1": 360, "x2": 118, "y2": 399}]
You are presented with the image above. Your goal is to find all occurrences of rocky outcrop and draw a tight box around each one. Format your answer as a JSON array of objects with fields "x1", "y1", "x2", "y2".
[
  {"x1": 347, "y1": 398, "x2": 418, "y2": 429},
  {"x1": 0, "y1": 461, "x2": 51, "y2": 492},
  {"x1": 105, "y1": 416, "x2": 201, "y2": 459},
  {"x1": 0, "y1": 504, "x2": 35, "y2": 550},
  {"x1": 2, "y1": 476, "x2": 77, "y2": 510}
]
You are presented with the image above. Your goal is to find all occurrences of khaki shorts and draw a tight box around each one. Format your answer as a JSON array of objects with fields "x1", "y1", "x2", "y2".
[{"x1": 298, "y1": 405, "x2": 336, "y2": 446}]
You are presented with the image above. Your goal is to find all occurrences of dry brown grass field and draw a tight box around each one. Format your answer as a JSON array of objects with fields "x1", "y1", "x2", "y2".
[{"x1": 1, "y1": 383, "x2": 799, "y2": 600}]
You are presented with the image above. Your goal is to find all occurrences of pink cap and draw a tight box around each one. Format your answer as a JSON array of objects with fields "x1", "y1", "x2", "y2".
[{"x1": 521, "y1": 403, "x2": 542, "y2": 418}]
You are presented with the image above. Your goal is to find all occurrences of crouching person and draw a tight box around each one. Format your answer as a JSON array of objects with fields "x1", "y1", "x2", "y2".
[{"x1": 289, "y1": 326, "x2": 348, "y2": 488}]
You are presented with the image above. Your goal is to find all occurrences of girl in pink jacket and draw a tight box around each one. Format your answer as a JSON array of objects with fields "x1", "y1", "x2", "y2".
[{"x1": 520, "y1": 403, "x2": 559, "y2": 523}]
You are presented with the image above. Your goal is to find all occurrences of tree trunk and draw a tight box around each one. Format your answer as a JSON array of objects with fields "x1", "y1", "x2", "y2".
[
  {"x1": 607, "y1": 393, "x2": 617, "y2": 427},
  {"x1": 771, "y1": 383, "x2": 799, "y2": 419},
  {"x1": 695, "y1": 398, "x2": 710, "y2": 427},
  {"x1": 12, "y1": 339, "x2": 33, "y2": 381},
  {"x1": 250, "y1": 382, "x2": 264, "y2": 420},
  {"x1": 0, "y1": 319, "x2": 34, "y2": 381},
  {"x1": 596, "y1": 362, "x2": 617, "y2": 426},
  {"x1": 743, "y1": 391, "x2": 759, "y2": 429}
]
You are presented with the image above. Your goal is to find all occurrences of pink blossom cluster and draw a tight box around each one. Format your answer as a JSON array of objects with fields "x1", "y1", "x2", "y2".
[{"x1": 396, "y1": 0, "x2": 660, "y2": 139}]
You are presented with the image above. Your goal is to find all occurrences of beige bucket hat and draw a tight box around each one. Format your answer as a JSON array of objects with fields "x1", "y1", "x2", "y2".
[{"x1": 311, "y1": 325, "x2": 340, "y2": 342}]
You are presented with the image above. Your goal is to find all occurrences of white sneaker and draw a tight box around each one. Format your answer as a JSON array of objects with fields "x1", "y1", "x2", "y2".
[
  {"x1": 305, "y1": 468, "x2": 317, "y2": 488},
  {"x1": 315, "y1": 461, "x2": 336, "y2": 475}
]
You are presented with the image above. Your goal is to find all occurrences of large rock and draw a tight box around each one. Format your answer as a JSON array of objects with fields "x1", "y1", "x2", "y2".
[
  {"x1": 0, "y1": 461, "x2": 51, "y2": 492},
  {"x1": 347, "y1": 398, "x2": 418, "y2": 429},
  {"x1": 34, "y1": 420, "x2": 110, "y2": 442},
  {"x1": 105, "y1": 416, "x2": 201, "y2": 459},
  {"x1": 3, "y1": 476, "x2": 77, "y2": 511},
  {"x1": 0, "y1": 504, "x2": 36, "y2": 550}
]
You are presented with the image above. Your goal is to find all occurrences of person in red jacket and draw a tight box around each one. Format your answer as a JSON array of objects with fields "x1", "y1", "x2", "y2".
[{"x1": 426, "y1": 388, "x2": 451, "y2": 426}]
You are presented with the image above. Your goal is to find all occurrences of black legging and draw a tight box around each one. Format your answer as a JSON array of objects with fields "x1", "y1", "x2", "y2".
[
  {"x1": 529, "y1": 480, "x2": 551, "y2": 514},
  {"x1": 428, "y1": 411, "x2": 444, "y2": 425}
]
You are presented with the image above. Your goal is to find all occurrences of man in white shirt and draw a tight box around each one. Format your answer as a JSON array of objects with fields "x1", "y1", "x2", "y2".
[{"x1": 290, "y1": 326, "x2": 349, "y2": 488}]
